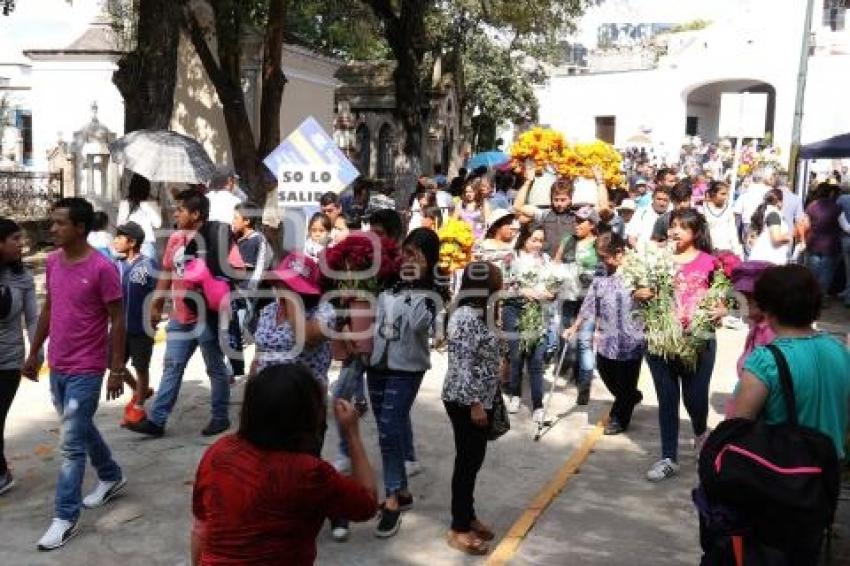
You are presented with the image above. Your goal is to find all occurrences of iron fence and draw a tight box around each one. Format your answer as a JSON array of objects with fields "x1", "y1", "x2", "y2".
[{"x1": 0, "y1": 171, "x2": 63, "y2": 220}]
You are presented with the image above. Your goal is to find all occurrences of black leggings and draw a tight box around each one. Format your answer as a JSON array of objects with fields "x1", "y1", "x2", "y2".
[
  {"x1": 0, "y1": 369, "x2": 21, "y2": 475},
  {"x1": 444, "y1": 401, "x2": 490, "y2": 532},
  {"x1": 596, "y1": 356, "x2": 642, "y2": 428}
]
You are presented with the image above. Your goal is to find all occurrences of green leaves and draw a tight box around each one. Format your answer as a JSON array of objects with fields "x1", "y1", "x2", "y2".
[
  {"x1": 464, "y1": 37, "x2": 539, "y2": 125},
  {"x1": 286, "y1": 0, "x2": 389, "y2": 59}
]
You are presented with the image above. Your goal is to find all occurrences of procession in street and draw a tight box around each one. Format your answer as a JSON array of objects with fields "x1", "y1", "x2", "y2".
[{"x1": 0, "y1": 1, "x2": 849, "y2": 565}]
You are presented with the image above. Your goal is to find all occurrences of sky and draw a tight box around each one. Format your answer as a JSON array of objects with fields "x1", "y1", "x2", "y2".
[
  {"x1": 0, "y1": 0, "x2": 100, "y2": 61},
  {"x1": 572, "y1": 0, "x2": 776, "y2": 47},
  {"x1": 0, "y1": 0, "x2": 799, "y2": 61}
]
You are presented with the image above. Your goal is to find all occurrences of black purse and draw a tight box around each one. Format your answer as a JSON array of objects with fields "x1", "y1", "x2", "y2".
[{"x1": 488, "y1": 385, "x2": 510, "y2": 441}]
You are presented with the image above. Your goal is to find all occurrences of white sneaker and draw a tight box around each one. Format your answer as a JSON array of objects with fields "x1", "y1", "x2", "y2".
[
  {"x1": 532, "y1": 408, "x2": 545, "y2": 424},
  {"x1": 330, "y1": 518, "x2": 350, "y2": 542},
  {"x1": 646, "y1": 458, "x2": 680, "y2": 482},
  {"x1": 0, "y1": 471, "x2": 14, "y2": 495},
  {"x1": 333, "y1": 456, "x2": 351, "y2": 475},
  {"x1": 405, "y1": 460, "x2": 422, "y2": 477},
  {"x1": 508, "y1": 396, "x2": 521, "y2": 414},
  {"x1": 82, "y1": 477, "x2": 127, "y2": 509},
  {"x1": 37, "y1": 518, "x2": 78, "y2": 551}
]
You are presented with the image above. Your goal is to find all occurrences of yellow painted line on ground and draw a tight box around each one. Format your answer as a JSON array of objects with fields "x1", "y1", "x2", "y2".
[{"x1": 486, "y1": 412, "x2": 610, "y2": 566}]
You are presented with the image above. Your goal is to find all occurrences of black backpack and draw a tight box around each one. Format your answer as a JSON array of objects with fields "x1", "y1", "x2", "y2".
[{"x1": 698, "y1": 344, "x2": 840, "y2": 560}]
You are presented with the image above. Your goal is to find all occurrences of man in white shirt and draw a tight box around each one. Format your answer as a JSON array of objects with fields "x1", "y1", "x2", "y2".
[
  {"x1": 778, "y1": 182, "x2": 803, "y2": 233},
  {"x1": 626, "y1": 187, "x2": 670, "y2": 247},
  {"x1": 206, "y1": 166, "x2": 246, "y2": 224},
  {"x1": 732, "y1": 169, "x2": 770, "y2": 238},
  {"x1": 433, "y1": 177, "x2": 455, "y2": 213}
]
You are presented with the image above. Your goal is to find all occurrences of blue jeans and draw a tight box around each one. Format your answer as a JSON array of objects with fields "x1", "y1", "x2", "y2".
[
  {"x1": 561, "y1": 300, "x2": 596, "y2": 385},
  {"x1": 805, "y1": 252, "x2": 837, "y2": 296},
  {"x1": 367, "y1": 370, "x2": 423, "y2": 497},
  {"x1": 334, "y1": 356, "x2": 366, "y2": 460},
  {"x1": 148, "y1": 318, "x2": 231, "y2": 427},
  {"x1": 50, "y1": 372, "x2": 122, "y2": 522},
  {"x1": 503, "y1": 302, "x2": 545, "y2": 409},
  {"x1": 646, "y1": 339, "x2": 716, "y2": 462}
]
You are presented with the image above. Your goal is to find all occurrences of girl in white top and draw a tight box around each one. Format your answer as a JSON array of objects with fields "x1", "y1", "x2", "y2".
[
  {"x1": 748, "y1": 188, "x2": 791, "y2": 264},
  {"x1": 702, "y1": 180, "x2": 743, "y2": 257},
  {"x1": 117, "y1": 175, "x2": 162, "y2": 259},
  {"x1": 304, "y1": 212, "x2": 332, "y2": 262}
]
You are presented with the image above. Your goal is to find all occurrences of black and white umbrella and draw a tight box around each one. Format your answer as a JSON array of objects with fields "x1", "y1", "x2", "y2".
[{"x1": 109, "y1": 130, "x2": 216, "y2": 185}]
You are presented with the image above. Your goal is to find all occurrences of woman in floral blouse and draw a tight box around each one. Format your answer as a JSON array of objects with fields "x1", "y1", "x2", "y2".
[
  {"x1": 563, "y1": 232, "x2": 645, "y2": 436},
  {"x1": 252, "y1": 252, "x2": 335, "y2": 390},
  {"x1": 442, "y1": 262, "x2": 503, "y2": 556}
]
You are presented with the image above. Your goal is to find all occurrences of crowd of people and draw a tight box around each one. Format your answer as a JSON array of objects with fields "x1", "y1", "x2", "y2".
[{"x1": 0, "y1": 149, "x2": 847, "y2": 563}]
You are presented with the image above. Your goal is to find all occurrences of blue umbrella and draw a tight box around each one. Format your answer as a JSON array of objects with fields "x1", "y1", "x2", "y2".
[{"x1": 467, "y1": 150, "x2": 510, "y2": 170}]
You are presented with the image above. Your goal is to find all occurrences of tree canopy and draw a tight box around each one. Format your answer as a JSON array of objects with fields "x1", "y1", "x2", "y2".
[
  {"x1": 285, "y1": 0, "x2": 389, "y2": 59},
  {"x1": 361, "y1": 0, "x2": 587, "y2": 157},
  {"x1": 464, "y1": 37, "x2": 541, "y2": 150}
]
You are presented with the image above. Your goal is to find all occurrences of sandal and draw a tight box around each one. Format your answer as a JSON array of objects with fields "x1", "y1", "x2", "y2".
[
  {"x1": 447, "y1": 530, "x2": 489, "y2": 556},
  {"x1": 471, "y1": 519, "x2": 495, "y2": 541}
]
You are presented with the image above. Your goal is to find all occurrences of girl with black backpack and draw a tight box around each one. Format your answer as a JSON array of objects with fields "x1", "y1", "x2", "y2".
[{"x1": 698, "y1": 264, "x2": 849, "y2": 564}]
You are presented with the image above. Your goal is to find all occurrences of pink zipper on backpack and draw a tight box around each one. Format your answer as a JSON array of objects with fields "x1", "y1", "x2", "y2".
[{"x1": 714, "y1": 444, "x2": 823, "y2": 475}]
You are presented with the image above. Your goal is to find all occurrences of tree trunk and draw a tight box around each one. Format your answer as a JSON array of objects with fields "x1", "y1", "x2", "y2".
[
  {"x1": 113, "y1": 0, "x2": 181, "y2": 132},
  {"x1": 183, "y1": 2, "x2": 265, "y2": 204},
  {"x1": 379, "y1": 0, "x2": 428, "y2": 206},
  {"x1": 182, "y1": 0, "x2": 287, "y2": 256},
  {"x1": 258, "y1": 0, "x2": 287, "y2": 159}
]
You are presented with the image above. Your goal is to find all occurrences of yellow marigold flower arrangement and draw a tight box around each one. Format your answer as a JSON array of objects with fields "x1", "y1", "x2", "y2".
[
  {"x1": 510, "y1": 127, "x2": 567, "y2": 173},
  {"x1": 438, "y1": 218, "x2": 475, "y2": 272},
  {"x1": 557, "y1": 140, "x2": 624, "y2": 187},
  {"x1": 511, "y1": 128, "x2": 624, "y2": 188}
]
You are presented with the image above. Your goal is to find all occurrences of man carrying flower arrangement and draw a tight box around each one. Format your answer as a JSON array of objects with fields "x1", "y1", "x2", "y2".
[
  {"x1": 512, "y1": 168, "x2": 576, "y2": 258},
  {"x1": 513, "y1": 166, "x2": 612, "y2": 258}
]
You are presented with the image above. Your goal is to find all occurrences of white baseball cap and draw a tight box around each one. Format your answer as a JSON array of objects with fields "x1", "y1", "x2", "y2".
[{"x1": 617, "y1": 198, "x2": 636, "y2": 211}]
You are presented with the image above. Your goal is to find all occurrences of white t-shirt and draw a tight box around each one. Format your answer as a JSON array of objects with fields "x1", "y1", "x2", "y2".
[
  {"x1": 749, "y1": 205, "x2": 789, "y2": 264},
  {"x1": 625, "y1": 206, "x2": 662, "y2": 245},
  {"x1": 703, "y1": 202, "x2": 742, "y2": 256},
  {"x1": 733, "y1": 182, "x2": 769, "y2": 226},
  {"x1": 435, "y1": 190, "x2": 454, "y2": 212},
  {"x1": 117, "y1": 200, "x2": 162, "y2": 246},
  {"x1": 207, "y1": 190, "x2": 244, "y2": 224}
]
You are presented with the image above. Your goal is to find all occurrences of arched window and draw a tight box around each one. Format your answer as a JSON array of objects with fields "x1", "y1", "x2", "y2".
[
  {"x1": 377, "y1": 123, "x2": 394, "y2": 180},
  {"x1": 355, "y1": 124, "x2": 370, "y2": 176}
]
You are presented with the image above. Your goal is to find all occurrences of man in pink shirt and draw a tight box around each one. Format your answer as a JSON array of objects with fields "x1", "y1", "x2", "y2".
[
  {"x1": 22, "y1": 198, "x2": 127, "y2": 551},
  {"x1": 127, "y1": 188, "x2": 244, "y2": 438}
]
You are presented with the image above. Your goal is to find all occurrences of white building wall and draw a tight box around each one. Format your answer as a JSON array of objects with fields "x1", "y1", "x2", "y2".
[
  {"x1": 800, "y1": 54, "x2": 850, "y2": 145},
  {"x1": 535, "y1": 1, "x2": 811, "y2": 168},
  {"x1": 28, "y1": 58, "x2": 123, "y2": 169}
]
